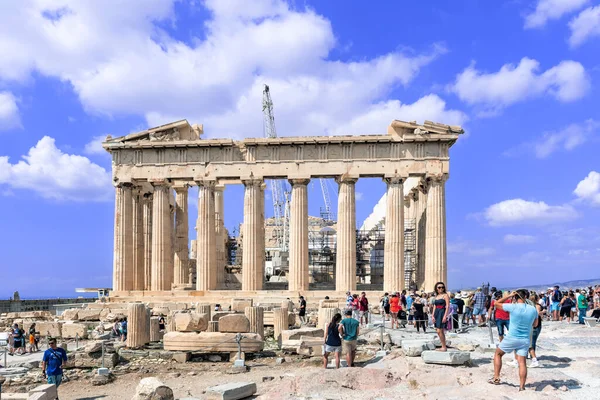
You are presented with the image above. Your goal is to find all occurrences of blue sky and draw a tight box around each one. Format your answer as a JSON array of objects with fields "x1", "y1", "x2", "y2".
[{"x1": 1, "y1": 0, "x2": 599, "y2": 298}]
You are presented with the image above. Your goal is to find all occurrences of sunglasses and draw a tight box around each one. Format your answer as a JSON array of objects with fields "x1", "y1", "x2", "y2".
[{"x1": 436, "y1": 286, "x2": 445, "y2": 289}]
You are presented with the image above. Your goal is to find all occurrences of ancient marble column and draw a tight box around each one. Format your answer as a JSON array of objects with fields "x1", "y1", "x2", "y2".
[
  {"x1": 214, "y1": 185, "x2": 226, "y2": 286},
  {"x1": 242, "y1": 179, "x2": 265, "y2": 291},
  {"x1": 383, "y1": 177, "x2": 404, "y2": 293},
  {"x1": 143, "y1": 193, "x2": 153, "y2": 291},
  {"x1": 318, "y1": 307, "x2": 341, "y2": 330},
  {"x1": 335, "y1": 177, "x2": 357, "y2": 292},
  {"x1": 173, "y1": 186, "x2": 190, "y2": 289},
  {"x1": 273, "y1": 307, "x2": 288, "y2": 348},
  {"x1": 245, "y1": 306, "x2": 265, "y2": 339},
  {"x1": 113, "y1": 183, "x2": 134, "y2": 291},
  {"x1": 127, "y1": 303, "x2": 150, "y2": 349},
  {"x1": 149, "y1": 316, "x2": 162, "y2": 342},
  {"x1": 258, "y1": 183, "x2": 266, "y2": 289},
  {"x1": 424, "y1": 174, "x2": 448, "y2": 291},
  {"x1": 197, "y1": 304, "x2": 212, "y2": 319},
  {"x1": 196, "y1": 181, "x2": 217, "y2": 291},
  {"x1": 415, "y1": 182, "x2": 427, "y2": 291},
  {"x1": 151, "y1": 182, "x2": 173, "y2": 291},
  {"x1": 132, "y1": 190, "x2": 145, "y2": 291},
  {"x1": 288, "y1": 179, "x2": 310, "y2": 292}
]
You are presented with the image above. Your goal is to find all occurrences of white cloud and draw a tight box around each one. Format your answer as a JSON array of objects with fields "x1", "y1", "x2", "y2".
[
  {"x1": 484, "y1": 199, "x2": 578, "y2": 226},
  {"x1": 524, "y1": 0, "x2": 590, "y2": 29},
  {"x1": 568, "y1": 249, "x2": 590, "y2": 255},
  {"x1": 84, "y1": 135, "x2": 109, "y2": 155},
  {"x1": 0, "y1": 136, "x2": 112, "y2": 201},
  {"x1": 447, "y1": 240, "x2": 495, "y2": 256},
  {"x1": 449, "y1": 58, "x2": 589, "y2": 115},
  {"x1": 504, "y1": 234, "x2": 537, "y2": 244},
  {"x1": 569, "y1": 5, "x2": 600, "y2": 47},
  {"x1": 574, "y1": 171, "x2": 600, "y2": 206},
  {"x1": 355, "y1": 191, "x2": 363, "y2": 201},
  {"x1": 0, "y1": 91, "x2": 20, "y2": 131},
  {"x1": 0, "y1": 1, "x2": 460, "y2": 139}
]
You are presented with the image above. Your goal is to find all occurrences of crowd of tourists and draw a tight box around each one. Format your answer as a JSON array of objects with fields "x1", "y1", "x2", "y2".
[{"x1": 5, "y1": 322, "x2": 40, "y2": 356}]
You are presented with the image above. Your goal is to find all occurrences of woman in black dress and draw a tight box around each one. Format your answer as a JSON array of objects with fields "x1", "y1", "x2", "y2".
[
  {"x1": 433, "y1": 282, "x2": 450, "y2": 352},
  {"x1": 412, "y1": 296, "x2": 427, "y2": 333}
]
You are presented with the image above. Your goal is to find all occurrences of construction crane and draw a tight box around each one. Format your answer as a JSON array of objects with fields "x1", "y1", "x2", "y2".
[
  {"x1": 262, "y1": 85, "x2": 290, "y2": 252},
  {"x1": 319, "y1": 179, "x2": 333, "y2": 222}
]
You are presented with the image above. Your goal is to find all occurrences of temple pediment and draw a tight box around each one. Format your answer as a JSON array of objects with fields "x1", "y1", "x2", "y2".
[
  {"x1": 105, "y1": 120, "x2": 203, "y2": 143},
  {"x1": 388, "y1": 120, "x2": 464, "y2": 136}
]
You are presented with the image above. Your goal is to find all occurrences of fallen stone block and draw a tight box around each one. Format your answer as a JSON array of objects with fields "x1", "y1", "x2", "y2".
[
  {"x1": 61, "y1": 309, "x2": 80, "y2": 321},
  {"x1": 231, "y1": 299, "x2": 253, "y2": 313},
  {"x1": 29, "y1": 383, "x2": 58, "y2": 399},
  {"x1": 66, "y1": 351, "x2": 120, "y2": 369},
  {"x1": 78, "y1": 309, "x2": 102, "y2": 321},
  {"x1": 173, "y1": 312, "x2": 209, "y2": 332},
  {"x1": 218, "y1": 314, "x2": 250, "y2": 333},
  {"x1": 37, "y1": 322, "x2": 62, "y2": 338},
  {"x1": 205, "y1": 382, "x2": 257, "y2": 400},
  {"x1": 402, "y1": 340, "x2": 435, "y2": 357},
  {"x1": 132, "y1": 377, "x2": 174, "y2": 400},
  {"x1": 163, "y1": 332, "x2": 263, "y2": 353},
  {"x1": 281, "y1": 327, "x2": 323, "y2": 342},
  {"x1": 421, "y1": 350, "x2": 471, "y2": 365},
  {"x1": 212, "y1": 311, "x2": 237, "y2": 322},
  {"x1": 62, "y1": 323, "x2": 88, "y2": 339}
]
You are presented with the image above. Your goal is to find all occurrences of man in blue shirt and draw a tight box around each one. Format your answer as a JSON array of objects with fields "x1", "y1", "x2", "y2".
[
  {"x1": 338, "y1": 309, "x2": 360, "y2": 367},
  {"x1": 488, "y1": 289, "x2": 538, "y2": 392},
  {"x1": 41, "y1": 338, "x2": 68, "y2": 392}
]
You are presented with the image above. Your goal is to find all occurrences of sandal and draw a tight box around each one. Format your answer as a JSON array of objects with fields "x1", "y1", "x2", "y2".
[{"x1": 488, "y1": 377, "x2": 501, "y2": 385}]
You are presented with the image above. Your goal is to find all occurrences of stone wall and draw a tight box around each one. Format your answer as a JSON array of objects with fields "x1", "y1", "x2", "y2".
[{"x1": 0, "y1": 297, "x2": 96, "y2": 314}]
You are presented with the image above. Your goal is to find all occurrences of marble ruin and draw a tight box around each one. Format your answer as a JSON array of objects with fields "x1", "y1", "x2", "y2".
[{"x1": 102, "y1": 119, "x2": 462, "y2": 302}]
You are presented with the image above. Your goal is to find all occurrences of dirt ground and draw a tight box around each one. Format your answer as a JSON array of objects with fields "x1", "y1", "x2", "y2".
[{"x1": 6, "y1": 318, "x2": 600, "y2": 399}]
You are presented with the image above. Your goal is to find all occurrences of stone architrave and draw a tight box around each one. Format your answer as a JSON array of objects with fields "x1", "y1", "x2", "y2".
[
  {"x1": 245, "y1": 306, "x2": 265, "y2": 338},
  {"x1": 273, "y1": 307, "x2": 288, "y2": 348},
  {"x1": 424, "y1": 174, "x2": 448, "y2": 290},
  {"x1": 127, "y1": 303, "x2": 150, "y2": 349},
  {"x1": 196, "y1": 180, "x2": 217, "y2": 291},
  {"x1": 383, "y1": 177, "x2": 404, "y2": 292},
  {"x1": 288, "y1": 179, "x2": 310, "y2": 292},
  {"x1": 242, "y1": 179, "x2": 264, "y2": 291},
  {"x1": 142, "y1": 193, "x2": 153, "y2": 291},
  {"x1": 335, "y1": 177, "x2": 357, "y2": 292},
  {"x1": 132, "y1": 190, "x2": 145, "y2": 291},
  {"x1": 214, "y1": 185, "x2": 226, "y2": 286},
  {"x1": 113, "y1": 183, "x2": 134, "y2": 291},
  {"x1": 151, "y1": 182, "x2": 173, "y2": 291},
  {"x1": 173, "y1": 186, "x2": 190, "y2": 288}
]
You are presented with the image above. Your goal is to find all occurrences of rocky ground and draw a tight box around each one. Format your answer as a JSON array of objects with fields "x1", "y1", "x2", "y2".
[{"x1": 2, "y1": 317, "x2": 599, "y2": 399}]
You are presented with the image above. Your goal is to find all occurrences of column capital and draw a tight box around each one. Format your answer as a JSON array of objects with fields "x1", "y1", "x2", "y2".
[
  {"x1": 195, "y1": 179, "x2": 216, "y2": 188},
  {"x1": 241, "y1": 178, "x2": 263, "y2": 187},
  {"x1": 425, "y1": 173, "x2": 449, "y2": 184},
  {"x1": 335, "y1": 175, "x2": 358, "y2": 185},
  {"x1": 114, "y1": 182, "x2": 134, "y2": 189},
  {"x1": 172, "y1": 182, "x2": 192, "y2": 190},
  {"x1": 149, "y1": 178, "x2": 171, "y2": 188},
  {"x1": 383, "y1": 177, "x2": 404, "y2": 185},
  {"x1": 288, "y1": 178, "x2": 310, "y2": 186},
  {"x1": 214, "y1": 184, "x2": 226, "y2": 192}
]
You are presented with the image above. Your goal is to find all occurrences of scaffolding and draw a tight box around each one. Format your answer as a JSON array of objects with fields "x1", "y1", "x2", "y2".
[
  {"x1": 404, "y1": 218, "x2": 417, "y2": 290},
  {"x1": 308, "y1": 226, "x2": 337, "y2": 288},
  {"x1": 356, "y1": 222, "x2": 385, "y2": 286}
]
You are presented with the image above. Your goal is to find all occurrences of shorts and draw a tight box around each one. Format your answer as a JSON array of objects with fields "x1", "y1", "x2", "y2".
[
  {"x1": 29, "y1": 335, "x2": 35, "y2": 345},
  {"x1": 324, "y1": 344, "x2": 341, "y2": 354},
  {"x1": 473, "y1": 307, "x2": 486, "y2": 316},
  {"x1": 560, "y1": 307, "x2": 571, "y2": 318},
  {"x1": 13, "y1": 339, "x2": 22, "y2": 348},
  {"x1": 47, "y1": 374, "x2": 63, "y2": 387},
  {"x1": 342, "y1": 340, "x2": 357, "y2": 354},
  {"x1": 434, "y1": 308, "x2": 446, "y2": 329},
  {"x1": 529, "y1": 326, "x2": 541, "y2": 351},
  {"x1": 383, "y1": 305, "x2": 390, "y2": 315},
  {"x1": 359, "y1": 310, "x2": 367, "y2": 318},
  {"x1": 299, "y1": 310, "x2": 306, "y2": 317},
  {"x1": 551, "y1": 302, "x2": 560, "y2": 312},
  {"x1": 498, "y1": 335, "x2": 530, "y2": 357},
  {"x1": 495, "y1": 319, "x2": 510, "y2": 337},
  {"x1": 464, "y1": 307, "x2": 473, "y2": 318}
]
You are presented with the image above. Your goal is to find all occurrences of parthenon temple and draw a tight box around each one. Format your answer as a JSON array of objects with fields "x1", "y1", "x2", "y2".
[{"x1": 102, "y1": 119, "x2": 462, "y2": 303}]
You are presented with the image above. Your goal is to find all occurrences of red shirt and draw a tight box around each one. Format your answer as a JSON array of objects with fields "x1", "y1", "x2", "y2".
[
  {"x1": 492, "y1": 300, "x2": 509, "y2": 320},
  {"x1": 358, "y1": 297, "x2": 368, "y2": 311},
  {"x1": 390, "y1": 297, "x2": 401, "y2": 313}
]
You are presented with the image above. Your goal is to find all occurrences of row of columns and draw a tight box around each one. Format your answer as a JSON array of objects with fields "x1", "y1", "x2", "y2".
[{"x1": 113, "y1": 174, "x2": 447, "y2": 294}]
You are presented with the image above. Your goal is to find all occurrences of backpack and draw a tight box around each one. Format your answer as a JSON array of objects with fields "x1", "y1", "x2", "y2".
[{"x1": 552, "y1": 290, "x2": 561, "y2": 303}]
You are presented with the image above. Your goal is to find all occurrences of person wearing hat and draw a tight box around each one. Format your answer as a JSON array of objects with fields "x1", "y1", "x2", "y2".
[
  {"x1": 472, "y1": 287, "x2": 487, "y2": 326},
  {"x1": 41, "y1": 337, "x2": 68, "y2": 394},
  {"x1": 338, "y1": 309, "x2": 360, "y2": 367},
  {"x1": 550, "y1": 285, "x2": 562, "y2": 321}
]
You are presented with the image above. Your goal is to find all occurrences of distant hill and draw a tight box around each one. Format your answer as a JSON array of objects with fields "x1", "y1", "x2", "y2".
[{"x1": 456, "y1": 278, "x2": 600, "y2": 293}]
